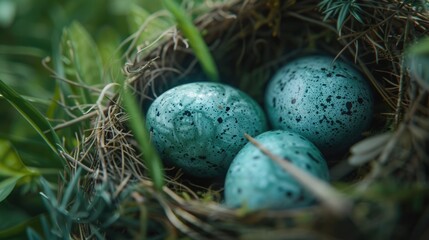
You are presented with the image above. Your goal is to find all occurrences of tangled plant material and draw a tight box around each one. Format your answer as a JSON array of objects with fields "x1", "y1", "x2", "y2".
[{"x1": 64, "y1": 0, "x2": 429, "y2": 239}]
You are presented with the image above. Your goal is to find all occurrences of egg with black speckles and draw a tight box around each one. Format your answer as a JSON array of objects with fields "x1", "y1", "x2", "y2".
[
  {"x1": 146, "y1": 82, "x2": 268, "y2": 177},
  {"x1": 265, "y1": 55, "x2": 373, "y2": 155},
  {"x1": 224, "y1": 130, "x2": 329, "y2": 211}
]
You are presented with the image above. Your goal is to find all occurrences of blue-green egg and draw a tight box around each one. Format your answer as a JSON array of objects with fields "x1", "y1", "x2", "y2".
[
  {"x1": 146, "y1": 82, "x2": 268, "y2": 177},
  {"x1": 265, "y1": 55, "x2": 373, "y2": 155},
  {"x1": 224, "y1": 130, "x2": 329, "y2": 211}
]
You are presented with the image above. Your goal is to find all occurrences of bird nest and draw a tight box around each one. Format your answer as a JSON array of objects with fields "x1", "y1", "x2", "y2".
[{"x1": 63, "y1": 0, "x2": 429, "y2": 239}]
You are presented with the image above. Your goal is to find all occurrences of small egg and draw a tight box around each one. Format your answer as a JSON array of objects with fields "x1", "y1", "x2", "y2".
[
  {"x1": 224, "y1": 130, "x2": 329, "y2": 211},
  {"x1": 146, "y1": 82, "x2": 268, "y2": 177},
  {"x1": 265, "y1": 55, "x2": 373, "y2": 155}
]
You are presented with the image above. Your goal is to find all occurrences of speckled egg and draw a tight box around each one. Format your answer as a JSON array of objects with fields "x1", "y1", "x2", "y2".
[
  {"x1": 265, "y1": 55, "x2": 373, "y2": 155},
  {"x1": 146, "y1": 82, "x2": 268, "y2": 177},
  {"x1": 224, "y1": 130, "x2": 329, "y2": 211}
]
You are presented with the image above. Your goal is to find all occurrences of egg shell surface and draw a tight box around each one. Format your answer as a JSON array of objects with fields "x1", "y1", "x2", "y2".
[
  {"x1": 224, "y1": 130, "x2": 329, "y2": 211},
  {"x1": 146, "y1": 82, "x2": 268, "y2": 177},
  {"x1": 265, "y1": 55, "x2": 373, "y2": 155}
]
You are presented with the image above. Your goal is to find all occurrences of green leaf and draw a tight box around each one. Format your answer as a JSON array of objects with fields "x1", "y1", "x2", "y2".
[
  {"x1": 60, "y1": 21, "x2": 103, "y2": 104},
  {"x1": 139, "y1": 0, "x2": 164, "y2": 13},
  {"x1": 0, "y1": 136, "x2": 62, "y2": 169},
  {"x1": 126, "y1": 4, "x2": 173, "y2": 56},
  {"x1": 407, "y1": 37, "x2": 429, "y2": 90},
  {"x1": 0, "y1": 177, "x2": 21, "y2": 202},
  {"x1": 0, "y1": 136, "x2": 42, "y2": 206},
  {"x1": 0, "y1": 140, "x2": 27, "y2": 174},
  {"x1": 0, "y1": 201, "x2": 41, "y2": 239},
  {"x1": 0, "y1": 80, "x2": 62, "y2": 166},
  {"x1": 0, "y1": 45, "x2": 46, "y2": 58},
  {"x1": 163, "y1": 0, "x2": 219, "y2": 82},
  {"x1": 122, "y1": 87, "x2": 164, "y2": 191},
  {"x1": 65, "y1": 21, "x2": 104, "y2": 85}
]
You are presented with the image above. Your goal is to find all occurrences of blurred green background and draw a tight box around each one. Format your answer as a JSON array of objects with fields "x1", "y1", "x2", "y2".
[
  {"x1": 0, "y1": 0, "x2": 166, "y2": 136},
  {"x1": 0, "y1": 0, "x2": 169, "y2": 238},
  {"x1": 0, "y1": 0, "x2": 217, "y2": 237}
]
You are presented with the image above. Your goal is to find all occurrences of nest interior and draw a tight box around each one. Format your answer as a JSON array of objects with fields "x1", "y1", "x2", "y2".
[{"x1": 70, "y1": 0, "x2": 429, "y2": 239}]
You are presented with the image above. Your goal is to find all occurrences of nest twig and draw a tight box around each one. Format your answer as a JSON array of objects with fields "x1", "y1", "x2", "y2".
[{"x1": 65, "y1": 0, "x2": 429, "y2": 239}]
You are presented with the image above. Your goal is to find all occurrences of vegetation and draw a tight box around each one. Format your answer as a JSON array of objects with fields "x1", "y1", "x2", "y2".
[{"x1": 0, "y1": 0, "x2": 428, "y2": 239}]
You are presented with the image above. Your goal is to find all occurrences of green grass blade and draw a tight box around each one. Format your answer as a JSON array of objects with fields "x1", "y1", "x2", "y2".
[
  {"x1": 122, "y1": 87, "x2": 164, "y2": 191},
  {"x1": 163, "y1": 0, "x2": 219, "y2": 82},
  {"x1": 59, "y1": 167, "x2": 82, "y2": 210},
  {"x1": 0, "y1": 80, "x2": 63, "y2": 165},
  {"x1": 26, "y1": 228, "x2": 43, "y2": 240}
]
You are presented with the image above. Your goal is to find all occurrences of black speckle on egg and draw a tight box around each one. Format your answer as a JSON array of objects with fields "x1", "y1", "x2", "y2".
[
  {"x1": 291, "y1": 98, "x2": 296, "y2": 104},
  {"x1": 220, "y1": 129, "x2": 326, "y2": 212},
  {"x1": 265, "y1": 55, "x2": 373, "y2": 155},
  {"x1": 341, "y1": 101, "x2": 353, "y2": 116},
  {"x1": 307, "y1": 152, "x2": 320, "y2": 164},
  {"x1": 183, "y1": 110, "x2": 191, "y2": 116},
  {"x1": 297, "y1": 193, "x2": 306, "y2": 202},
  {"x1": 346, "y1": 101, "x2": 353, "y2": 110},
  {"x1": 217, "y1": 117, "x2": 223, "y2": 123}
]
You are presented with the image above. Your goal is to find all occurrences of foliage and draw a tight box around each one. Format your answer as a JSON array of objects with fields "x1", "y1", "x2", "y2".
[
  {"x1": 407, "y1": 36, "x2": 429, "y2": 90},
  {"x1": 163, "y1": 0, "x2": 219, "y2": 81},
  {"x1": 0, "y1": 0, "x2": 175, "y2": 237},
  {"x1": 26, "y1": 169, "x2": 119, "y2": 240},
  {"x1": 0, "y1": 0, "x2": 428, "y2": 239},
  {"x1": 319, "y1": 0, "x2": 365, "y2": 34}
]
